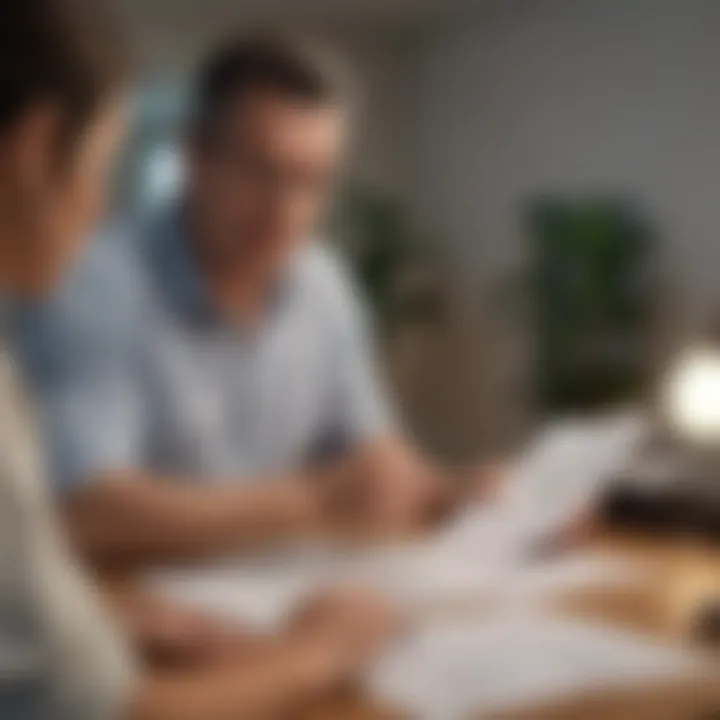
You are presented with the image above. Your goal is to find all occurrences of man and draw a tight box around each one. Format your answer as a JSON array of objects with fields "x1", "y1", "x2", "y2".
[
  {"x1": 0, "y1": 4, "x2": 396, "y2": 717},
  {"x1": 20, "y1": 34, "x2": 494, "y2": 571}
]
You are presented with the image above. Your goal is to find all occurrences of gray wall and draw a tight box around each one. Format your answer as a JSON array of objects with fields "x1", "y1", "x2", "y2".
[
  {"x1": 406, "y1": 0, "x2": 720, "y2": 335},
  {"x1": 382, "y1": 0, "x2": 720, "y2": 450}
]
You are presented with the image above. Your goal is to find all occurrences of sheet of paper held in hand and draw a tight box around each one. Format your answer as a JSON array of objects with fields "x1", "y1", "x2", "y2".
[{"x1": 150, "y1": 413, "x2": 648, "y2": 628}]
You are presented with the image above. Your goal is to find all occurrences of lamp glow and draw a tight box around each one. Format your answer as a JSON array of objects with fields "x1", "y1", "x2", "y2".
[{"x1": 665, "y1": 347, "x2": 720, "y2": 442}]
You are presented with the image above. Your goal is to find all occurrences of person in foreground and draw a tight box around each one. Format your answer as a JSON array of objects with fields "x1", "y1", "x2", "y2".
[
  {"x1": 20, "y1": 32, "x2": 499, "y2": 572},
  {"x1": 0, "y1": 1, "x2": 397, "y2": 717}
]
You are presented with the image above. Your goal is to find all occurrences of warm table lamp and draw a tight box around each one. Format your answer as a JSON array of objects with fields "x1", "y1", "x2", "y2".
[
  {"x1": 664, "y1": 345, "x2": 720, "y2": 444},
  {"x1": 602, "y1": 342, "x2": 720, "y2": 538},
  {"x1": 605, "y1": 345, "x2": 720, "y2": 644}
]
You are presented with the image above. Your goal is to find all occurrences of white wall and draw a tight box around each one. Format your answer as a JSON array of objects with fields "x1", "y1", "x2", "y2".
[{"x1": 406, "y1": 0, "x2": 720, "y2": 335}]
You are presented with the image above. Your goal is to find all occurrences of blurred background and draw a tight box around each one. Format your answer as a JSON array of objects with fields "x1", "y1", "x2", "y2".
[{"x1": 108, "y1": 0, "x2": 720, "y2": 463}]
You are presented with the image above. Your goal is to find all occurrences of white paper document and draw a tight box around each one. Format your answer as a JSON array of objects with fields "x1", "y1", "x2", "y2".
[
  {"x1": 368, "y1": 612, "x2": 700, "y2": 720},
  {"x1": 150, "y1": 413, "x2": 648, "y2": 626},
  {"x1": 350, "y1": 413, "x2": 648, "y2": 610},
  {"x1": 344, "y1": 542, "x2": 645, "y2": 611},
  {"x1": 150, "y1": 543, "x2": 646, "y2": 631},
  {"x1": 438, "y1": 413, "x2": 647, "y2": 563},
  {"x1": 149, "y1": 545, "x2": 349, "y2": 630}
]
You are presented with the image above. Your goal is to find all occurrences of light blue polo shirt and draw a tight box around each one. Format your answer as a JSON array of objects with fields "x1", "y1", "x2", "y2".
[{"x1": 17, "y1": 203, "x2": 392, "y2": 491}]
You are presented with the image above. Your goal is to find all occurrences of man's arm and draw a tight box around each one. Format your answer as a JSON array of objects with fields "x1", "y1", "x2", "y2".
[
  {"x1": 129, "y1": 639, "x2": 332, "y2": 720},
  {"x1": 129, "y1": 629, "x2": 365, "y2": 720},
  {"x1": 100, "y1": 581, "x2": 269, "y2": 668},
  {"x1": 62, "y1": 432, "x2": 478, "y2": 570},
  {"x1": 63, "y1": 470, "x2": 329, "y2": 569},
  {"x1": 321, "y1": 436, "x2": 503, "y2": 534},
  {"x1": 16, "y1": 252, "x2": 334, "y2": 569},
  {"x1": 127, "y1": 588, "x2": 397, "y2": 720}
]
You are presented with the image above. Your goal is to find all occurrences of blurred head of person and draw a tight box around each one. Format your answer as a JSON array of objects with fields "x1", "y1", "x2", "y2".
[
  {"x1": 186, "y1": 33, "x2": 351, "y2": 286},
  {"x1": 0, "y1": 0, "x2": 128, "y2": 298}
]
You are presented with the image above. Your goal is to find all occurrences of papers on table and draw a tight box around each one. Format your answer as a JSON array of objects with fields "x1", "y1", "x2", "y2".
[
  {"x1": 343, "y1": 543, "x2": 647, "y2": 613},
  {"x1": 368, "y1": 612, "x2": 701, "y2": 720},
  {"x1": 149, "y1": 562, "x2": 320, "y2": 630},
  {"x1": 150, "y1": 545, "x2": 647, "y2": 631},
  {"x1": 150, "y1": 413, "x2": 649, "y2": 628},
  {"x1": 349, "y1": 412, "x2": 648, "y2": 611},
  {"x1": 150, "y1": 413, "x2": 688, "y2": 718},
  {"x1": 149, "y1": 545, "x2": 348, "y2": 630}
]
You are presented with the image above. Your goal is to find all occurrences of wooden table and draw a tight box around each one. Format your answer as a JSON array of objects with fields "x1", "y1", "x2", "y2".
[{"x1": 304, "y1": 529, "x2": 720, "y2": 719}]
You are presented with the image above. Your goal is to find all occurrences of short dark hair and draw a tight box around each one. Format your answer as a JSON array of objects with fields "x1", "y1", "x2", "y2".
[
  {"x1": 192, "y1": 33, "x2": 349, "y2": 141},
  {"x1": 0, "y1": 0, "x2": 128, "y2": 140}
]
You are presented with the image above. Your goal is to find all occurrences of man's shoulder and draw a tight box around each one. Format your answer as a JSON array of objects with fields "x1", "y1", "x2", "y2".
[
  {"x1": 291, "y1": 241, "x2": 369, "y2": 334},
  {"x1": 295, "y1": 241, "x2": 360, "y2": 310}
]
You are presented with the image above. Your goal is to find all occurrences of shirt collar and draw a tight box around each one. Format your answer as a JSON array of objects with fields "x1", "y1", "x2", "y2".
[
  {"x1": 149, "y1": 199, "x2": 300, "y2": 331},
  {"x1": 153, "y1": 201, "x2": 217, "y2": 327}
]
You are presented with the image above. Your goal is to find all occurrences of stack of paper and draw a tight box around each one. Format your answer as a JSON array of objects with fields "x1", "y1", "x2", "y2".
[{"x1": 368, "y1": 612, "x2": 701, "y2": 720}]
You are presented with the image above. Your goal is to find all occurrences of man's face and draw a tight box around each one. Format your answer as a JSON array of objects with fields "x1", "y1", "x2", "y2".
[{"x1": 187, "y1": 87, "x2": 347, "y2": 278}]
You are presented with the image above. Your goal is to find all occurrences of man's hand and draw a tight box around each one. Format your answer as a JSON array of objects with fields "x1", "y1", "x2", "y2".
[
  {"x1": 106, "y1": 586, "x2": 266, "y2": 668},
  {"x1": 319, "y1": 441, "x2": 446, "y2": 534},
  {"x1": 458, "y1": 460, "x2": 508, "y2": 504},
  {"x1": 319, "y1": 440, "x2": 508, "y2": 534},
  {"x1": 285, "y1": 588, "x2": 401, "y2": 684}
]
